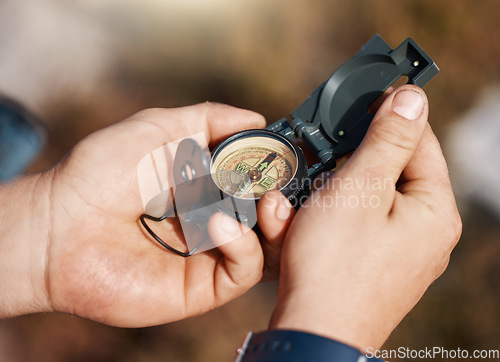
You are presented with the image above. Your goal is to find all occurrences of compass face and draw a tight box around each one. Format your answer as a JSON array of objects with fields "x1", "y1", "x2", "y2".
[{"x1": 211, "y1": 135, "x2": 298, "y2": 200}]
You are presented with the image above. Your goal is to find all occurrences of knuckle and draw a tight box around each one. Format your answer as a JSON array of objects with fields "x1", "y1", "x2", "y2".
[
  {"x1": 435, "y1": 254, "x2": 451, "y2": 279},
  {"x1": 431, "y1": 205, "x2": 462, "y2": 251},
  {"x1": 235, "y1": 260, "x2": 263, "y2": 288},
  {"x1": 133, "y1": 107, "x2": 166, "y2": 118},
  {"x1": 199, "y1": 101, "x2": 230, "y2": 114},
  {"x1": 448, "y1": 210, "x2": 463, "y2": 247},
  {"x1": 440, "y1": 206, "x2": 462, "y2": 241}
]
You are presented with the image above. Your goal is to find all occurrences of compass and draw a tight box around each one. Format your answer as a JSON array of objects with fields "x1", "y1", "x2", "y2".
[
  {"x1": 210, "y1": 35, "x2": 439, "y2": 204},
  {"x1": 210, "y1": 129, "x2": 308, "y2": 204},
  {"x1": 140, "y1": 34, "x2": 440, "y2": 256}
]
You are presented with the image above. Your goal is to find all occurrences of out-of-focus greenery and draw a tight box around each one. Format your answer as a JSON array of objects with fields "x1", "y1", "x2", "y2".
[{"x1": 1, "y1": 1, "x2": 499, "y2": 361}]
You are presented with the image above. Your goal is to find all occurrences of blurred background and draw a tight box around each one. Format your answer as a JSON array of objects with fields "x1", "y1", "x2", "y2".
[{"x1": 1, "y1": 0, "x2": 499, "y2": 361}]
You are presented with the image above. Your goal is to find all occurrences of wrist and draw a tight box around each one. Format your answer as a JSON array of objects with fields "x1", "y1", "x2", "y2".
[
  {"x1": 268, "y1": 288, "x2": 390, "y2": 353},
  {"x1": 0, "y1": 171, "x2": 54, "y2": 317}
]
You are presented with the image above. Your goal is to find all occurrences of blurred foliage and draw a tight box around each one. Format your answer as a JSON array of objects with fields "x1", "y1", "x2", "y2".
[{"x1": 1, "y1": 0, "x2": 500, "y2": 361}]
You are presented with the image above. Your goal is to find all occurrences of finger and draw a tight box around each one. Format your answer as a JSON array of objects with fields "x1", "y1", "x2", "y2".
[
  {"x1": 341, "y1": 85, "x2": 428, "y2": 188},
  {"x1": 393, "y1": 123, "x2": 462, "y2": 252},
  {"x1": 201, "y1": 102, "x2": 267, "y2": 145},
  {"x1": 257, "y1": 190, "x2": 295, "y2": 281},
  {"x1": 258, "y1": 190, "x2": 295, "y2": 244},
  {"x1": 399, "y1": 123, "x2": 450, "y2": 188},
  {"x1": 397, "y1": 123, "x2": 457, "y2": 210},
  {"x1": 207, "y1": 212, "x2": 264, "y2": 303},
  {"x1": 120, "y1": 103, "x2": 266, "y2": 148}
]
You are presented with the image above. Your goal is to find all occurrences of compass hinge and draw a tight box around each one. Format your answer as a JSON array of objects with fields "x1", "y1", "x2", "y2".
[{"x1": 265, "y1": 118, "x2": 296, "y2": 141}]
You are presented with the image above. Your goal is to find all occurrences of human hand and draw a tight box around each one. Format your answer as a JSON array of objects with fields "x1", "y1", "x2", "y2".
[
  {"x1": 0, "y1": 103, "x2": 295, "y2": 326},
  {"x1": 268, "y1": 85, "x2": 462, "y2": 351}
]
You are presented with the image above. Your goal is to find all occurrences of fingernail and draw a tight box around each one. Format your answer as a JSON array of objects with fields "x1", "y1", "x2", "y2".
[
  {"x1": 220, "y1": 213, "x2": 240, "y2": 235},
  {"x1": 392, "y1": 90, "x2": 424, "y2": 120},
  {"x1": 276, "y1": 197, "x2": 292, "y2": 221}
]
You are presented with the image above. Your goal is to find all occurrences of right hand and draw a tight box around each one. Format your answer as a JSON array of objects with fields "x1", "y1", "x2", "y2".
[{"x1": 268, "y1": 85, "x2": 462, "y2": 352}]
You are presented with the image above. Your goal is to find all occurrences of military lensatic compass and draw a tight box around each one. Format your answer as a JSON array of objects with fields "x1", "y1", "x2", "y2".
[
  {"x1": 140, "y1": 35, "x2": 439, "y2": 256},
  {"x1": 210, "y1": 129, "x2": 308, "y2": 203}
]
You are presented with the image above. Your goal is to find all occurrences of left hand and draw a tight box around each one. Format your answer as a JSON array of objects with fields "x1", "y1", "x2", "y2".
[{"x1": 37, "y1": 103, "x2": 292, "y2": 326}]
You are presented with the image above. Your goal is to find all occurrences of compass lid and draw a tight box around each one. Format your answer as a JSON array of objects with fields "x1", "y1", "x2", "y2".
[
  {"x1": 319, "y1": 35, "x2": 438, "y2": 154},
  {"x1": 290, "y1": 35, "x2": 439, "y2": 157}
]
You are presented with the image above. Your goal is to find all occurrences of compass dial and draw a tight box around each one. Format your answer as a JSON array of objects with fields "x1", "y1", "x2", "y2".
[{"x1": 211, "y1": 133, "x2": 299, "y2": 200}]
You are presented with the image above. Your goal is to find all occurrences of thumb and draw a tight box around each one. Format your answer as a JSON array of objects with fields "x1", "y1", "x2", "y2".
[
  {"x1": 207, "y1": 212, "x2": 263, "y2": 302},
  {"x1": 343, "y1": 85, "x2": 428, "y2": 183}
]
